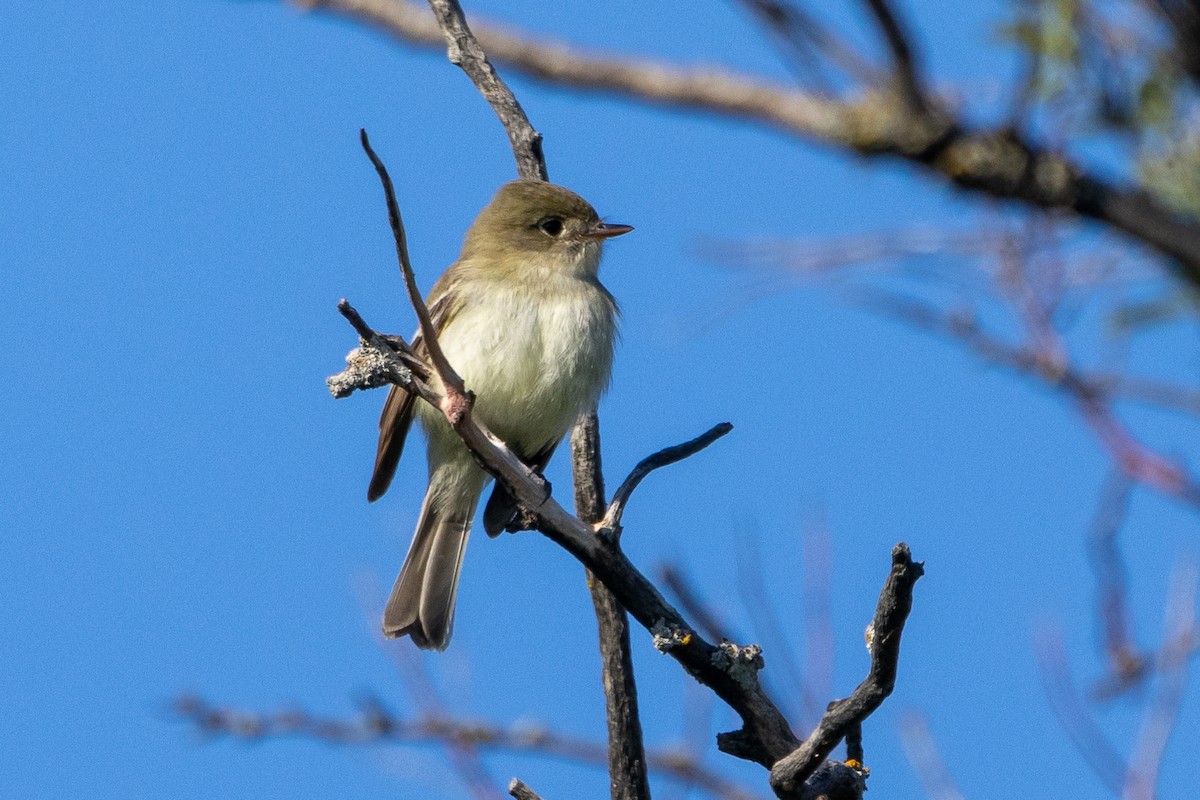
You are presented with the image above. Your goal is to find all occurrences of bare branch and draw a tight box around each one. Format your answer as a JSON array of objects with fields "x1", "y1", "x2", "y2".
[
  {"x1": 660, "y1": 564, "x2": 738, "y2": 645},
  {"x1": 1035, "y1": 623, "x2": 1128, "y2": 793},
  {"x1": 1088, "y1": 472, "x2": 1149, "y2": 699},
  {"x1": 359, "y1": 129, "x2": 469, "y2": 413},
  {"x1": 861, "y1": 0, "x2": 926, "y2": 111},
  {"x1": 329, "y1": 301, "x2": 798, "y2": 766},
  {"x1": 601, "y1": 423, "x2": 734, "y2": 535},
  {"x1": 858, "y1": 291, "x2": 1200, "y2": 507},
  {"x1": 769, "y1": 544, "x2": 924, "y2": 797},
  {"x1": 898, "y1": 711, "x2": 964, "y2": 800},
  {"x1": 391, "y1": 646, "x2": 503, "y2": 799},
  {"x1": 173, "y1": 696, "x2": 763, "y2": 800},
  {"x1": 1123, "y1": 560, "x2": 1199, "y2": 800},
  {"x1": 424, "y1": 0, "x2": 546, "y2": 181},
  {"x1": 509, "y1": 779, "x2": 546, "y2": 800},
  {"x1": 571, "y1": 415, "x2": 653, "y2": 800},
  {"x1": 292, "y1": 0, "x2": 1200, "y2": 288},
  {"x1": 332, "y1": 300, "x2": 433, "y2": 398}
]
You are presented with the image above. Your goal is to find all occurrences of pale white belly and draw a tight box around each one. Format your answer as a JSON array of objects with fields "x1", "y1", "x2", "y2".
[{"x1": 418, "y1": 280, "x2": 616, "y2": 461}]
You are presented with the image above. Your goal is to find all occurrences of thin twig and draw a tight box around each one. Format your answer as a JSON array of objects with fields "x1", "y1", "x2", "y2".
[
  {"x1": 801, "y1": 514, "x2": 836, "y2": 727},
  {"x1": 1122, "y1": 560, "x2": 1198, "y2": 800},
  {"x1": 1034, "y1": 622, "x2": 1128, "y2": 793},
  {"x1": 659, "y1": 564, "x2": 737, "y2": 645},
  {"x1": 173, "y1": 696, "x2": 761, "y2": 800},
  {"x1": 334, "y1": 300, "x2": 432, "y2": 398},
  {"x1": 898, "y1": 711, "x2": 964, "y2": 800},
  {"x1": 359, "y1": 129, "x2": 469, "y2": 410},
  {"x1": 861, "y1": 0, "x2": 927, "y2": 111},
  {"x1": 769, "y1": 544, "x2": 924, "y2": 797},
  {"x1": 600, "y1": 423, "x2": 734, "y2": 535},
  {"x1": 737, "y1": 525, "x2": 810, "y2": 727},
  {"x1": 1088, "y1": 472, "x2": 1148, "y2": 699}
]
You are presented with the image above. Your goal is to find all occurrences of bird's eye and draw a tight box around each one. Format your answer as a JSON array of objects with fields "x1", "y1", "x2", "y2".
[{"x1": 538, "y1": 216, "x2": 564, "y2": 237}]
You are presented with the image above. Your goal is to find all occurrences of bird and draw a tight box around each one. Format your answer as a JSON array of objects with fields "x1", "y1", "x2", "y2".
[{"x1": 368, "y1": 179, "x2": 632, "y2": 650}]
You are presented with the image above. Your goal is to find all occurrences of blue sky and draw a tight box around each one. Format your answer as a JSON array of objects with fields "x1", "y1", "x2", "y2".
[{"x1": 2, "y1": 1, "x2": 1197, "y2": 798}]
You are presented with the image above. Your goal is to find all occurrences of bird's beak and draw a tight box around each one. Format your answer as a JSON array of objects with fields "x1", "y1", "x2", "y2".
[{"x1": 582, "y1": 222, "x2": 634, "y2": 240}]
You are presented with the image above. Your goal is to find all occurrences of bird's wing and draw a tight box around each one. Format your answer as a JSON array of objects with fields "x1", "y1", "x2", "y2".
[
  {"x1": 367, "y1": 290, "x2": 461, "y2": 502},
  {"x1": 482, "y1": 441, "x2": 559, "y2": 537}
]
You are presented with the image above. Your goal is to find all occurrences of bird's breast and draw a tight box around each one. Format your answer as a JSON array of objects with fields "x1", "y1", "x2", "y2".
[{"x1": 423, "y1": 277, "x2": 616, "y2": 458}]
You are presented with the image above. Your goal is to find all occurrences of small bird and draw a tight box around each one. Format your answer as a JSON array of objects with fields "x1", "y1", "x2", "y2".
[{"x1": 369, "y1": 180, "x2": 631, "y2": 650}]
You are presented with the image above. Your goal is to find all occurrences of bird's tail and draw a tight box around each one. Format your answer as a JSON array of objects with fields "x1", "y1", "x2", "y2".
[{"x1": 383, "y1": 467, "x2": 483, "y2": 650}]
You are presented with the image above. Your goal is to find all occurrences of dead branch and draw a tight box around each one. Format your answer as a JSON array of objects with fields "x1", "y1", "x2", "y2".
[
  {"x1": 861, "y1": 0, "x2": 927, "y2": 111},
  {"x1": 509, "y1": 779, "x2": 546, "y2": 800},
  {"x1": 600, "y1": 423, "x2": 734, "y2": 536},
  {"x1": 329, "y1": 300, "x2": 799, "y2": 766},
  {"x1": 769, "y1": 544, "x2": 924, "y2": 798},
  {"x1": 898, "y1": 711, "x2": 965, "y2": 800},
  {"x1": 1123, "y1": 561, "x2": 1198, "y2": 800},
  {"x1": 1035, "y1": 623, "x2": 1128, "y2": 794},
  {"x1": 290, "y1": 0, "x2": 1200, "y2": 288},
  {"x1": 172, "y1": 695, "x2": 762, "y2": 800},
  {"x1": 571, "y1": 416, "x2": 653, "y2": 800},
  {"x1": 424, "y1": 0, "x2": 546, "y2": 181},
  {"x1": 410, "y1": 4, "x2": 651, "y2": 795}
]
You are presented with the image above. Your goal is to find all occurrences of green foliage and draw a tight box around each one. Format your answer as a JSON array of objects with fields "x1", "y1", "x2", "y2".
[
  {"x1": 1136, "y1": 56, "x2": 1181, "y2": 130},
  {"x1": 1138, "y1": 133, "x2": 1200, "y2": 218}
]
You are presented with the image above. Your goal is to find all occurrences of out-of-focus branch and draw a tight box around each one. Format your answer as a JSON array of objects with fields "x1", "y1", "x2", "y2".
[
  {"x1": 1035, "y1": 623, "x2": 1128, "y2": 794},
  {"x1": 737, "y1": 527, "x2": 811, "y2": 726},
  {"x1": 174, "y1": 696, "x2": 763, "y2": 800},
  {"x1": 769, "y1": 544, "x2": 924, "y2": 798},
  {"x1": 898, "y1": 712, "x2": 964, "y2": 800},
  {"x1": 1088, "y1": 472, "x2": 1149, "y2": 699},
  {"x1": 734, "y1": 0, "x2": 880, "y2": 89},
  {"x1": 1122, "y1": 561, "x2": 1198, "y2": 800},
  {"x1": 390, "y1": 645, "x2": 502, "y2": 799},
  {"x1": 861, "y1": 0, "x2": 927, "y2": 111},
  {"x1": 291, "y1": 0, "x2": 1200, "y2": 288},
  {"x1": 859, "y1": 291, "x2": 1200, "y2": 507},
  {"x1": 659, "y1": 564, "x2": 737, "y2": 645}
]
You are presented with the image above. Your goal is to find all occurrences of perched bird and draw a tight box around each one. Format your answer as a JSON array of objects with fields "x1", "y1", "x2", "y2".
[{"x1": 369, "y1": 180, "x2": 631, "y2": 650}]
